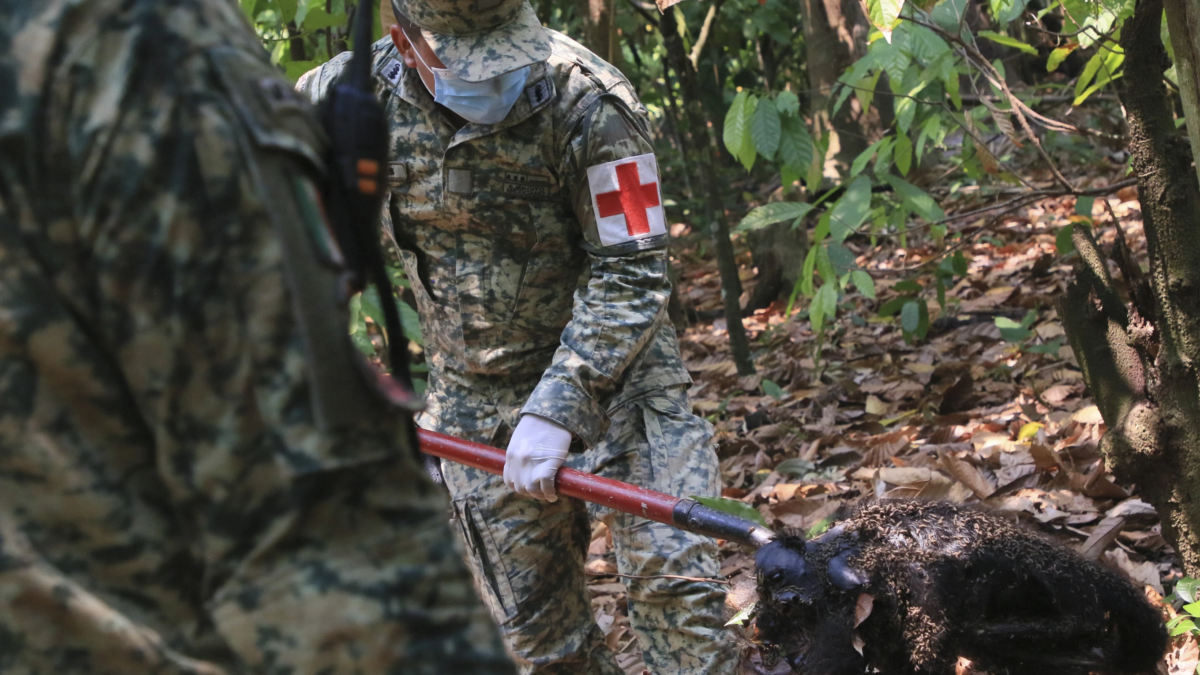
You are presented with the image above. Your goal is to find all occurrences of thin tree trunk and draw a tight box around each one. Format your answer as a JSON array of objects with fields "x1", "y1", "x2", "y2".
[
  {"x1": 660, "y1": 8, "x2": 756, "y2": 375},
  {"x1": 286, "y1": 21, "x2": 308, "y2": 62},
  {"x1": 1058, "y1": 0, "x2": 1200, "y2": 574},
  {"x1": 799, "y1": 0, "x2": 883, "y2": 177},
  {"x1": 577, "y1": 0, "x2": 621, "y2": 68},
  {"x1": 1165, "y1": 0, "x2": 1200, "y2": 189}
]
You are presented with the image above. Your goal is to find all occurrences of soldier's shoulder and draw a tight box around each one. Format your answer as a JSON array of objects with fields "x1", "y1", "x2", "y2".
[
  {"x1": 296, "y1": 37, "x2": 397, "y2": 103},
  {"x1": 544, "y1": 30, "x2": 641, "y2": 111}
]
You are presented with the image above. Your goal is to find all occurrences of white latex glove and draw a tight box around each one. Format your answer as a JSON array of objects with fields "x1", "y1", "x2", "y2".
[{"x1": 504, "y1": 414, "x2": 572, "y2": 502}]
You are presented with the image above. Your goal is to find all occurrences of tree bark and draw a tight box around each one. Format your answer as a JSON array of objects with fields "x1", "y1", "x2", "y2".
[
  {"x1": 1165, "y1": 0, "x2": 1200, "y2": 189},
  {"x1": 660, "y1": 8, "x2": 756, "y2": 375},
  {"x1": 798, "y1": 0, "x2": 881, "y2": 177},
  {"x1": 1058, "y1": 0, "x2": 1200, "y2": 574},
  {"x1": 576, "y1": 0, "x2": 621, "y2": 67}
]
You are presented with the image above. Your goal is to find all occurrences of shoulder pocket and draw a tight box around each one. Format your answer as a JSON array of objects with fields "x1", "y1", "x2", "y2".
[{"x1": 206, "y1": 46, "x2": 327, "y2": 175}]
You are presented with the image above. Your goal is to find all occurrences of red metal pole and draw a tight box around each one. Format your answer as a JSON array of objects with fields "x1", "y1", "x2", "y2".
[{"x1": 417, "y1": 428, "x2": 681, "y2": 524}]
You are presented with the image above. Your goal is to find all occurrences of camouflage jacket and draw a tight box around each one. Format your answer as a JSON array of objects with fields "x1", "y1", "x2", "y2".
[
  {"x1": 0, "y1": 2, "x2": 510, "y2": 673},
  {"x1": 298, "y1": 34, "x2": 691, "y2": 447}
]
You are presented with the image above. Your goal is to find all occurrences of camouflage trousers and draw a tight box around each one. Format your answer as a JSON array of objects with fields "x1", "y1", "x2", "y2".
[{"x1": 430, "y1": 384, "x2": 738, "y2": 675}]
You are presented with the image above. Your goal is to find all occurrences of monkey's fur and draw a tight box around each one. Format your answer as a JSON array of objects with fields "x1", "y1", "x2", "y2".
[{"x1": 753, "y1": 500, "x2": 1167, "y2": 675}]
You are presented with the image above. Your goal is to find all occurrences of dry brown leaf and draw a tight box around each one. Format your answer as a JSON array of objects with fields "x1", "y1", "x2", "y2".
[
  {"x1": 586, "y1": 558, "x2": 619, "y2": 575},
  {"x1": 1104, "y1": 548, "x2": 1164, "y2": 595},
  {"x1": 851, "y1": 631, "x2": 866, "y2": 656},
  {"x1": 865, "y1": 395, "x2": 888, "y2": 415},
  {"x1": 1166, "y1": 636, "x2": 1200, "y2": 675},
  {"x1": 854, "y1": 593, "x2": 875, "y2": 628},
  {"x1": 1079, "y1": 515, "x2": 1127, "y2": 560},
  {"x1": 1028, "y1": 442, "x2": 1061, "y2": 471},
  {"x1": 938, "y1": 449, "x2": 995, "y2": 499}
]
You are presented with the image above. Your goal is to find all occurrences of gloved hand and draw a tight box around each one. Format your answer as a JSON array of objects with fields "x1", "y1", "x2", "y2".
[{"x1": 503, "y1": 414, "x2": 572, "y2": 502}]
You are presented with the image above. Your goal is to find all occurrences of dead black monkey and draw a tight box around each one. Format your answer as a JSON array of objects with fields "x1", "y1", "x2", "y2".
[{"x1": 754, "y1": 500, "x2": 1167, "y2": 675}]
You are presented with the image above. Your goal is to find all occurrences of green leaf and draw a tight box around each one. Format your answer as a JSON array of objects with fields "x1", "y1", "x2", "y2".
[
  {"x1": 240, "y1": 0, "x2": 259, "y2": 20},
  {"x1": 723, "y1": 91, "x2": 749, "y2": 160},
  {"x1": 303, "y1": 7, "x2": 347, "y2": 30},
  {"x1": 894, "y1": 132, "x2": 914, "y2": 176},
  {"x1": 752, "y1": 98, "x2": 782, "y2": 159},
  {"x1": 952, "y1": 251, "x2": 968, "y2": 276},
  {"x1": 851, "y1": 137, "x2": 889, "y2": 178},
  {"x1": 816, "y1": 244, "x2": 836, "y2": 283},
  {"x1": 827, "y1": 242, "x2": 858, "y2": 272},
  {"x1": 775, "y1": 458, "x2": 816, "y2": 477},
  {"x1": 811, "y1": 283, "x2": 838, "y2": 333},
  {"x1": 762, "y1": 379, "x2": 785, "y2": 400},
  {"x1": 901, "y1": 300, "x2": 921, "y2": 333},
  {"x1": 778, "y1": 116, "x2": 815, "y2": 173},
  {"x1": 866, "y1": 0, "x2": 907, "y2": 41},
  {"x1": 978, "y1": 30, "x2": 1037, "y2": 55},
  {"x1": 895, "y1": 280, "x2": 922, "y2": 293},
  {"x1": 1075, "y1": 195, "x2": 1096, "y2": 217},
  {"x1": 995, "y1": 316, "x2": 1032, "y2": 342},
  {"x1": 691, "y1": 496, "x2": 768, "y2": 527},
  {"x1": 277, "y1": 0, "x2": 298, "y2": 22},
  {"x1": 852, "y1": 270, "x2": 877, "y2": 299},
  {"x1": 829, "y1": 176, "x2": 873, "y2": 242},
  {"x1": 989, "y1": 0, "x2": 1029, "y2": 24},
  {"x1": 878, "y1": 296, "x2": 910, "y2": 317},
  {"x1": 1185, "y1": 601, "x2": 1200, "y2": 618},
  {"x1": 1074, "y1": 52, "x2": 1105, "y2": 102},
  {"x1": 1047, "y1": 46, "x2": 1074, "y2": 72},
  {"x1": 1056, "y1": 224, "x2": 1076, "y2": 255},
  {"x1": 806, "y1": 517, "x2": 834, "y2": 537},
  {"x1": 885, "y1": 175, "x2": 945, "y2": 222},
  {"x1": 738, "y1": 202, "x2": 815, "y2": 232},
  {"x1": 1170, "y1": 618, "x2": 1197, "y2": 637},
  {"x1": 774, "y1": 91, "x2": 800, "y2": 116},
  {"x1": 738, "y1": 96, "x2": 759, "y2": 170},
  {"x1": 725, "y1": 601, "x2": 757, "y2": 627},
  {"x1": 1178, "y1": 578, "x2": 1200, "y2": 604}
]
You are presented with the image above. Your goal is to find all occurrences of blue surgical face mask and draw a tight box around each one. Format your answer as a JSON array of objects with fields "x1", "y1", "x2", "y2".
[{"x1": 407, "y1": 37, "x2": 529, "y2": 125}]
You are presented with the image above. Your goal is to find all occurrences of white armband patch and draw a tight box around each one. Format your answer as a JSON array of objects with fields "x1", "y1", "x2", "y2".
[{"x1": 586, "y1": 153, "x2": 667, "y2": 247}]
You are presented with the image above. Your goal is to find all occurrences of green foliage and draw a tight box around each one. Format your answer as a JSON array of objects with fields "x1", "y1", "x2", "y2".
[
  {"x1": 691, "y1": 495, "x2": 769, "y2": 527},
  {"x1": 1167, "y1": 578, "x2": 1200, "y2": 638}
]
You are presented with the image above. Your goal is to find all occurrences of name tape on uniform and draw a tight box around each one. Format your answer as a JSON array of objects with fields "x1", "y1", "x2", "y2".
[{"x1": 586, "y1": 153, "x2": 666, "y2": 247}]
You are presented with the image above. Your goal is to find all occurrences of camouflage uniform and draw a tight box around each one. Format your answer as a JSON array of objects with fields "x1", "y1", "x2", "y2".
[
  {"x1": 299, "y1": 20, "x2": 737, "y2": 675},
  {"x1": 0, "y1": 2, "x2": 514, "y2": 673}
]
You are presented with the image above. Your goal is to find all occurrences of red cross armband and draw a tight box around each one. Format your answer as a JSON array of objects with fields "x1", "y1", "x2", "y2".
[{"x1": 585, "y1": 153, "x2": 668, "y2": 254}]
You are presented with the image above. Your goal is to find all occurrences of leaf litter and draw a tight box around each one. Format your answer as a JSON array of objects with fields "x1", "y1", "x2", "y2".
[{"x1": 582, "y1": 189, "x2": 1182, "y2": 674}]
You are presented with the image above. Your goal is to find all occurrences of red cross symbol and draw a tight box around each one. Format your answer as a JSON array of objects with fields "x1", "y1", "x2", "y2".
[{"x1": 595, "y1": 161, "x2": 660, "y2": 236}]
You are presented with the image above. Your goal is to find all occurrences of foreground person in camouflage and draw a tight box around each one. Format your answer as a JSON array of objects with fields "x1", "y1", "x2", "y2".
[
  {"x1": 0, "y1": 1, "x2": 515, "y2": 673},
  {"x1": 299, "y1": 1, "x2": 738, "y2": 672}
]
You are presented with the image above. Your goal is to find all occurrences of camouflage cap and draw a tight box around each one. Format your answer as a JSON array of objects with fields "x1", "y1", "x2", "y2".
[{"x1": 391, "y1": 0, "x2": 551, "y2": 82}]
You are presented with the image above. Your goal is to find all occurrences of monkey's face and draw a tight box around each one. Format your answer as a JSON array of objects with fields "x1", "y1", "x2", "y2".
[{"x1": 756, "y1": 538, "x2": 823, "y2": 608}]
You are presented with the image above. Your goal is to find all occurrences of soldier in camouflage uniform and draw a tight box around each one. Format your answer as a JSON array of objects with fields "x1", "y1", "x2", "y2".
[
  {"x1": 299, "y1": 2, "x2": 738, "y2": 673},
  {"x1": 0, "y1": 1, "x2": 515, "y2": 673}
]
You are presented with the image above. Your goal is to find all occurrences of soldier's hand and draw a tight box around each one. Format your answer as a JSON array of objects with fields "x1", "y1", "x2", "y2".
[{"x1": 503, "y1": 414, "x2": 571, "y2": 502}]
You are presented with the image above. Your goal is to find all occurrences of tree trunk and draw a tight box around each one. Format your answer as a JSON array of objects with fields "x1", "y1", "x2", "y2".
[
  {"x1": 1058, "y1": 0, "x2": 1200, "y2": 574},
  {"x1": 576, "y1": 0, "x2": 621, "y2": 68},
  {"x1": 660, "y1": 9, "x2": 756, "y2": 375},
  {"x1": 1165, "y1": 0, "x2": 1200, "y2": 189},
  {"x1": 798, "y1": 0, "x2": 881, "y2": 177}
]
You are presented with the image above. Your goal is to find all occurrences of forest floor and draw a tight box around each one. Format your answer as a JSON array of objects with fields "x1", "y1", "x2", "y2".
[{"x1": 582, "y1": 178, "x2": 1193, "y2": 674}]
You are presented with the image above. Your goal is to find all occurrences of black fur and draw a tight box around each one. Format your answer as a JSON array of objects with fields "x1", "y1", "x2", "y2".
[{"x1": 753, "y1": 500, "x2": 1167, "y2": 675}]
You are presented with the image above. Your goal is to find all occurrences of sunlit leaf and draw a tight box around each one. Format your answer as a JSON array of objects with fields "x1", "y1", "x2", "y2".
[
  {"x1": 691, "y1": 496, "x2": 768, "y2": 527},
  {"x1": 829, "y1": 176, "x2": 873, "y2": 242},
  {"x1": 978, "y1": 30, "x2": 1037, "y2": 55},
  {"x1": 725, "y1": 602, "x2": 757, "y2": 626},
  {"x1": 738, "y1": 202, "x2": 815, "y2": 232}
]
